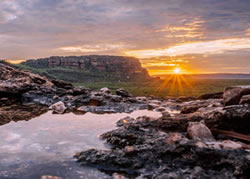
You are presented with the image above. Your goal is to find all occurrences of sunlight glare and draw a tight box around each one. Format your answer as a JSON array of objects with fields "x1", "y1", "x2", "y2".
[{"x1": 174, "y1": 68, "x2": 181, "y2": 74}]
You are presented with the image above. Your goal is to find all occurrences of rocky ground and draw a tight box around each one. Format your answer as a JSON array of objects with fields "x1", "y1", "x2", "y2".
[
  {"x1": 1, "y1": 63, "x2": 250, "y2": 178},
  {"x1": 75, "y1": 87, "x2": 250, "y2": 178}
]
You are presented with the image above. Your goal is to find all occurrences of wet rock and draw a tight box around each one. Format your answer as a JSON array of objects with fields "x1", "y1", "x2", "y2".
[
  {"x1": 49, "y1": 101, "x2": 66, "y2": 114},
  {"x1": 117, "y1": 117, "x2": 134, "y2": 127},
  {"x1": 116, "y1": 88, "x2": 131, "y2": 98},
  {"x1": 187, "y1": 121, "x2": 215, "y2": 142},
  {"x1": 223, "y1": 86, "x2": 250, "y2": 106}
]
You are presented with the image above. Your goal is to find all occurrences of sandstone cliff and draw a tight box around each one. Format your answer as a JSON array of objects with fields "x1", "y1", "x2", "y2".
[{"x1": 21, "y1": 55, "x2": 151, "y2": 82}]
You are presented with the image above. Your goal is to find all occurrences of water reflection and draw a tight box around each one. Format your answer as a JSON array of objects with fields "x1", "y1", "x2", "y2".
[{"x1": 0, "y1": 110, "x2": 161, "y2": 179}]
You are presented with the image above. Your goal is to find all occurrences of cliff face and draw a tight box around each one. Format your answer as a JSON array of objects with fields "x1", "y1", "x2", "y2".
[{"x1": 21, "y1": 55, "x2": 151, "y2": 82}]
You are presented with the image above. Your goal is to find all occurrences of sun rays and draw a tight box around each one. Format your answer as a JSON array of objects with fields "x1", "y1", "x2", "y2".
[{"x1": 153, "y1": 72, "x2": 198, "y2": 97}]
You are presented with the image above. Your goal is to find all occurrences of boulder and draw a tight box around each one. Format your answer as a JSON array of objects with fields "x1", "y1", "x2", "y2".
[
  {"x1": 100, "y1": 87, "x2": 111, "y2": 94},
  {"x1": 223, "y1": 86, "x2": 250, "y2": 106},
  {"x1": 116, "y1": 88, "x2": 131, "y2": 97},
  {"x1": 49, "y1": 101, "x2": 66, "y2": 114},
  {"x1": 239, "y1": 94, "x2": 250, "y2": 105},
  {"x1": 191, "y1": 105, "x2": 250, "y2": 134},
  {"x1": 117, "y1": 117, "x2": 134, "y2": 127},
  {"x1": 198, "y1": 92, "x2": 223, "y2": 100},
  {"x1": 187, "y1": 121, "x2": 215, "y2": 142},
  {"x1": 51, "y1": 79, "x2": 73, "y2": 89}
]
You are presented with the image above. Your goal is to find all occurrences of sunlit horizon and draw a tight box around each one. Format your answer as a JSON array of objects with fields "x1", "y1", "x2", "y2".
[{"x1": 1, "y1": 0, "x2": 250, "y2": 74}]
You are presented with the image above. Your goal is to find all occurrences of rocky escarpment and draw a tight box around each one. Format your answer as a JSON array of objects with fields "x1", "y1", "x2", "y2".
[{"x1": 20, "y1": 55, "x2": 151, "y2": 82}]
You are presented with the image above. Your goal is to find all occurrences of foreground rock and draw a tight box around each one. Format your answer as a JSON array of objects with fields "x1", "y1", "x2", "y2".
[
  {"x1": 75, "y1": 115, "x2": 250, "y2": 178},
  {"x1": 223, "y1": 86, "x2": 250, "y2": 106},
  {"x1": 187, "y1": 121, "x2": 215, "y2": 142},
  {"x1": 49, "y1": 101, "x2": 67, "y2": 114},
  {"x1": 0, "y1": 63, "x2": 151, "y2": 116},
  {"x1": 75, "y1": 85, "x2": 250, "y2": 178}
]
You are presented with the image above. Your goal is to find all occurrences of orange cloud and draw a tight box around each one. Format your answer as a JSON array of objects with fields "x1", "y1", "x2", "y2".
[
  {"x1": 156, "y1": 18, "x2": 205, "y2": 38},
  {"x1": 125, "y1": 38, "x2": 250, "y2": 58}
]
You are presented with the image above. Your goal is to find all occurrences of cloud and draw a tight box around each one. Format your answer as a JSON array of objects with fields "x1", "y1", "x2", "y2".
[
  {"x1": 156, "y1": 18, "x2": 205, "y2": 39},
  {"x1": 125, "y1": 38, "x2": 250, "y2": 58},
  {"x1": 0, "y1": 0, "x2": 249, "y2": 73},
  {"x1": 59, "y1": 43, "x2": 134, "y2": 53}
]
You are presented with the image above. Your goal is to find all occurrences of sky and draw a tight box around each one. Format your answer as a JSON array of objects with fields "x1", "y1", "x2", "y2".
[{"x1": 0, "y1": 0, "x2": 250, "y2": 74}]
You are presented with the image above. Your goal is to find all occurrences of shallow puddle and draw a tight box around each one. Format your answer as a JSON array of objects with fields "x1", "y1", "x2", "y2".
[{"x1": 0, "y1": 110, "x2": 161, "y2": 179}]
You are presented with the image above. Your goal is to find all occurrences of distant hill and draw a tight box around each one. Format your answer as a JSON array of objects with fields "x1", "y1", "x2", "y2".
[{"x1": 14, "y1": 55, "x2": 152, "y2": 83}]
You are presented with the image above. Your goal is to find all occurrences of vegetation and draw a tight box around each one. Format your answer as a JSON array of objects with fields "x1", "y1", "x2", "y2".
[
  {"x1": 75, "y1": 77, "x2": 250, "y2": 97},
  {"x1": 12, "y1": 63, "x2": 250, "y2": 97}
]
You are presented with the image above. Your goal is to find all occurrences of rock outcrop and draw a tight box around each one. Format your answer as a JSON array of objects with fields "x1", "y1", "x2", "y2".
[
  {"x1": 20, "y1": 55, "x2": 151, "y2": 82},
  {"x1": 75, "y1": 85, "x2": 250, "y2": 178},
  {"x1": 0, "y1": 63, "x2": 151, "y2": 124},
  {"x1": 75, "y1": 114, "x2": 250, "y2": 178},
  {"x1": 223, "y1": 86, "x2": 250, "y2": 106}
]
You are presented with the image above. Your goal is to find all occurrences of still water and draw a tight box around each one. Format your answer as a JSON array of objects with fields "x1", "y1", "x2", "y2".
[{"x1": 0, "y1": 110, "x2": 161, "y2": 179}]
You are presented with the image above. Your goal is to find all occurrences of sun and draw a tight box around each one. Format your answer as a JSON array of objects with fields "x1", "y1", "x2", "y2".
[{"x1": 174, "y1": 68, "x2": 181, "y2": 74}]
